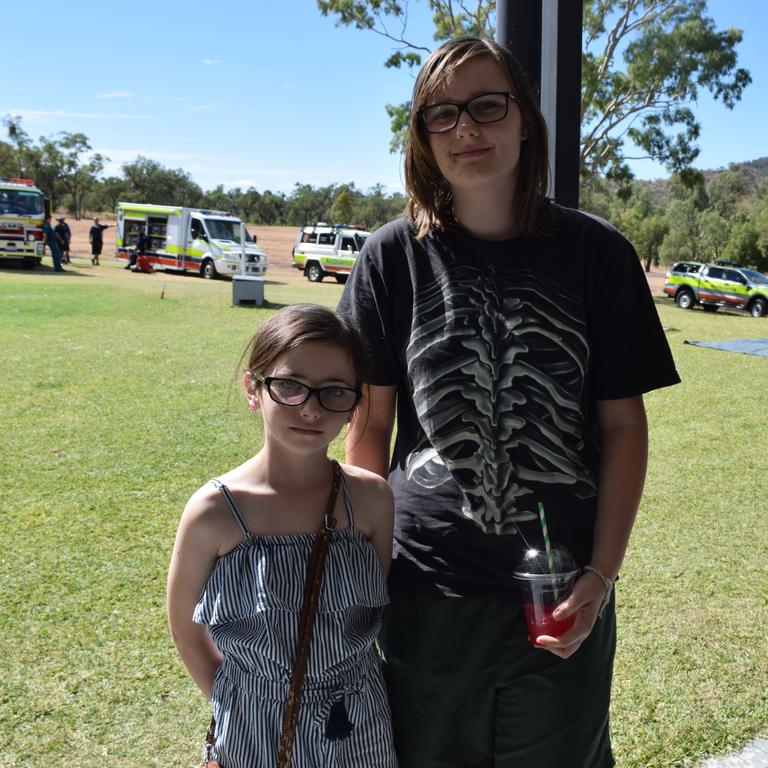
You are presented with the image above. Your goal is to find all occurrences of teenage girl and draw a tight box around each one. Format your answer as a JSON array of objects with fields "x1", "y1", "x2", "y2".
[
  {"x1": 167, "y1": 304, "x2": 397, "y2": 767},
  {"x1": 338, "y1": 36, "x2": 680, "y2": 768}
]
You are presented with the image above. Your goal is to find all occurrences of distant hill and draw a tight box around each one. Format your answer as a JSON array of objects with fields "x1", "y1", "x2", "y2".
[
  {"x1": 634, "y1": 156, "x2": 768, "y2": 202},
  {"x1": 695, "y1": 156, "x2": 768, "y2": 192},
  {"x1": 730, "y1": 156, "x2": 768, "y2": 190}
]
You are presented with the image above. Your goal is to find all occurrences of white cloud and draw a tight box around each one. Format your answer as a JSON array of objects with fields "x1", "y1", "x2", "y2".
[
  {"x1": 201, "y1": 58, "x2": 221, "y2": 65},
  {"x1": 97, "y1": 91, "x2": 135, "y2": 99},
  {"x1": 6, "y1": 108, "x2": 151, "y2": 121},
  {"x1": 142, "y1": 96, "x2": 189, "y2": 103}
]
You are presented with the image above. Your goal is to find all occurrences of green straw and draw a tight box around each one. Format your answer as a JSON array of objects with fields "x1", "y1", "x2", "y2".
[{"x1": 538, "y1": 502, "x2": 555, "y2": 574}]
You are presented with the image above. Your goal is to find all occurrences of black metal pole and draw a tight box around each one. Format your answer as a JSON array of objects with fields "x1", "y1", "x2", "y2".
[
  {"x1": 548, "y1": 0, "x2": 582, "y2": 209},
  {"x1": 497, "y1": 0, "x2": 582, "y2": 209},
  {"x1": 496, "y1": 0, "x2": 542, "y2": 97}
]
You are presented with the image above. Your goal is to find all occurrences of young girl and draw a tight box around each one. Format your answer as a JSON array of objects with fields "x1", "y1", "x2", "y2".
[{"x1": 167, "y1": 304, "x2": 397, "y2": 768}]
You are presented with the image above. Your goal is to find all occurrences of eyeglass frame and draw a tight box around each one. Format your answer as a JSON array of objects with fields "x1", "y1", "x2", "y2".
[
  {"x1": 249, "y1": 372, "x2": 362, "y2": 413},
  {"x1": 418, "y1": 91, "x2": 518, "y2": 134}
]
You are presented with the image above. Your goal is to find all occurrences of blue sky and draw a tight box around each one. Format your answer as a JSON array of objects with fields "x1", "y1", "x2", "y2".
[{"x1": 4, "y1": 0, "x2": 766, "y2": 196}]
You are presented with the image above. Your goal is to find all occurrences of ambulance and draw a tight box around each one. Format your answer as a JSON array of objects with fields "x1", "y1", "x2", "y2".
[
  {"x1": 0, "y1": 178, "x2": 48, "y2": 267},
  {"x1": 115, "y1": 202, "x2": 268, "y2": 278},
  {"x1": 291, "y1": 223, "x2": 370, "y2": 283}
]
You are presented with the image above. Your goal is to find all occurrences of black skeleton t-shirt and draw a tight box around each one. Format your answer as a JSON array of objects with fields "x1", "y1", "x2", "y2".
[{"x1": 337, "y1": 206, "x2": 680, "y2": 597}]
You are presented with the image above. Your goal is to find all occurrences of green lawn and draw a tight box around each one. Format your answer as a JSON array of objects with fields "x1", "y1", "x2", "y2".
[{"x1": 1, "y1": 263, "x2": 766, "y2": 767}]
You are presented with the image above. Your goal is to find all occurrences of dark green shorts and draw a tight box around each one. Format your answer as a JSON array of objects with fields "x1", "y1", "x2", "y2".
[{"x1": 379, "y1": 585, "x2": 616, "y2": 768}]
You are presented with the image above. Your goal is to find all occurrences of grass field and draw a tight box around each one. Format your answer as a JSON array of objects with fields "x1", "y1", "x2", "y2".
[{"x1": 1, "y1": 259, "x2": 766, "y2": 767}]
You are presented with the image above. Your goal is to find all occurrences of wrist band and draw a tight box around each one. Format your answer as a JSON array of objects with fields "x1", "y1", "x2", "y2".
[{"x1": 583, "y1": 565, "x2": 614, "y2": 617}]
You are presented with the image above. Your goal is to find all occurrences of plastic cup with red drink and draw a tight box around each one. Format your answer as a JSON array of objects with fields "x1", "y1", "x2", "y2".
[{"x1": 513, "y1": 545, "x2": 581, "y2": 645}]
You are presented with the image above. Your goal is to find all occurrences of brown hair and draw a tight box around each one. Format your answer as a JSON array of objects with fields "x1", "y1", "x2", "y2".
[
  {"x1": 244, "y1": 304, "x2": 370, "y2": 390},
  {"x1": 404, "y1": 36, "x2": 550, "y2": 239}
]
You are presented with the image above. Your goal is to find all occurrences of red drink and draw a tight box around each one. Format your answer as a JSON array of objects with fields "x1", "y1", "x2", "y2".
[
  {"x1": 523, "y1": 602, "x2": 575, "y2": 643},
  {"x1": 514, "y1": 545, "x2": 580, "y2": 646}
]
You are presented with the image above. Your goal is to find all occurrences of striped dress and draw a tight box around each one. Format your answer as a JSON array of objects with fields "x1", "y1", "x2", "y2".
[{"x1": 193, "y1": 473, "x2": 398, "y2": 768}]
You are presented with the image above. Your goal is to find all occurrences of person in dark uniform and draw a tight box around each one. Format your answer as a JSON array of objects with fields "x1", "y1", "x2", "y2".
[
  {"x1": 126, "y1": 226, "x2": 147, "y2": 270},
  {"x1": 42, "y1": 216, "x2": 64, "y2": 272},
  {"x1": 54, "y1": 217, "x2": 72, "y2": 264},
  {"x1": 89, "y1": 217, "x2": 110, "y2": 265}
]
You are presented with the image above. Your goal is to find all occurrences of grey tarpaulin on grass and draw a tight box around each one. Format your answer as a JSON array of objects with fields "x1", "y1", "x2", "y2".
[{"x1": 684, "y1": 338, "x2": 768, "y2": 358}]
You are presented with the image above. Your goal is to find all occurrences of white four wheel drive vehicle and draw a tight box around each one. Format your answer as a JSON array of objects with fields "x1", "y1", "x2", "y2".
[
  {"x1": 116, "y1": 202, "x2": 268, "y2": 279},
  {"x1": 291, "y1": 223, "x2": 370, "y2": 283}
]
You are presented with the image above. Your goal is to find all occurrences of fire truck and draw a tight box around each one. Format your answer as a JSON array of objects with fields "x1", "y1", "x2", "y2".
[{"x1": 0, "y1": 178, "x2": 48, "y2": 267}]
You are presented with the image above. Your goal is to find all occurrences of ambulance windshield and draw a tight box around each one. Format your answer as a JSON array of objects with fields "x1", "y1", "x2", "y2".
[
  {"x1": 205, "y1": 218, "x2": 252, "y2": 243},
  {"x1": 0, "y1": 189, "x2": 44, "y2": 216}
]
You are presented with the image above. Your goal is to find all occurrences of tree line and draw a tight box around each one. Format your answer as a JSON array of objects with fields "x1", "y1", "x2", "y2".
[
  {"x1": 583, "y1": 160, "x2": 768, "y2": 272},
  {"x1": 3, "y1": 114, "x2": 768, "y2": 271},
  {"x1": 0, "y1": 117, "x2": 406, "y2": 232}
]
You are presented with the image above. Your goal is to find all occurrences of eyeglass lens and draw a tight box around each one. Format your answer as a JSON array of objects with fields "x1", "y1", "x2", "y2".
[
  {"x1": 268, "y1": 378, "x2": 359, "y2": 412},
  {"x1": 421, "y1": 92, "x2": 512, "y2": 133}
]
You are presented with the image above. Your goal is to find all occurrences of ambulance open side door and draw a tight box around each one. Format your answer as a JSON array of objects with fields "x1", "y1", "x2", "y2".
[{"x1": 165, "y1": 211, "x2": 184, "y2": 271}]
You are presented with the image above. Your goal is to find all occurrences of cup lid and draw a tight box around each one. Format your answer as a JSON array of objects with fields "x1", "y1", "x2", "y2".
[{"x1": 513, "y1": 545, "x2": 580, "y2": 580}]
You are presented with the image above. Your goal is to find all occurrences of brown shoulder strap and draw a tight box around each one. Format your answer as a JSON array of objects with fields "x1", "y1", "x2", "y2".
[{"x1": 276, "y1": 460, "x2": 341, "y2": 767}]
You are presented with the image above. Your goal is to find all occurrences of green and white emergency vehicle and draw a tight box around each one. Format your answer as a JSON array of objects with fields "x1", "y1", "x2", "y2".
[
  {"x1": 663, "y1": 262, "x2": 768, "y2": 317},
  {"x1": 291, "y1": 223, "x2": 370, "y2": 283},
  {"x1": 0, "y1": 178, "x2": 48, "y2": 267},
  {"x1": 116, "y1": 202, "x2": 267, "y2": 278}
]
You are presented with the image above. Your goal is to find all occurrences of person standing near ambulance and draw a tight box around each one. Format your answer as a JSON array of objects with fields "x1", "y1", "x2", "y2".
[
  {"x1": 55, "y1": 217, "x2": 72, "y2": 263},
  {"x1": 89, "y1": 217, "x2": 110, "y2": 265},
  {"x1": 42, "y1": 216, "x2": 64, "y2": 272}
]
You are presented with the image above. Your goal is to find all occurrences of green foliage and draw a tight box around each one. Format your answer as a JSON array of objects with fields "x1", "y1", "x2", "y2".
[
  {"x1": 0, "y1": 116, "x2": 404, "y2": 229},
  {"x1": 385, "y1": 102, "x2": 411, "y2": 154},
  {"x1": 331, "y1": 186, "x2": 355, "y2": 224},
  {"x1": 621, "y1": 209, "x2": 668, "y2": 272},
  {"x1": 722, "y1": 218, "x2": 762, "y2": 269},
  {"x1": 1, "y1": 269, "x2": 766, "y2": 767},
  {"x1": 1, "y1": 116, "x2": 108, "y2": 215},
  {"x1": 317, "y1": 1, "x2": 751, "y2": 184},
  {"x1": 53, "y1": 133, "x2": 106, "y2": 218},
  {"x1": 581, "y1": 161, "x2": 768, "y2": 271},
  {"x1": 698, "y1": 208, "x2": 731, "y2": 262},
  {"x1": 317, "y1": 0, "x2": 496, "y2": 154},
  {"x1": 707, "y1": 166, "x2": 748, "y2": 217},
  {"x1": 582, "y1": 0, "x2": 751, "y2": 186},
  {"x1": 121, "y1": 156, "x2": 204, "y2": 207}
]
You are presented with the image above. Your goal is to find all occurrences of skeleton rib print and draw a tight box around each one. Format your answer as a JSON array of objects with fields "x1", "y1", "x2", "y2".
[{"x1": 405, "y1": 262, "x2": 597, "y2": 535}]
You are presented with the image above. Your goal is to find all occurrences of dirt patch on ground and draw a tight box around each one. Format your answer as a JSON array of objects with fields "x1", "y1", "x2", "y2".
[
  {"x1": 58, "y1": 213, "x2": 668, "y2": 294},
  {"x1": 645, "y1": 269, "x2": 666, "y2": 295}
]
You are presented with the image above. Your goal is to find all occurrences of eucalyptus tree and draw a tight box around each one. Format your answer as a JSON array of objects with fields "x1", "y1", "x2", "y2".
[{"x1": 316, "y1": 0, "x2": 750, "y2": 188}]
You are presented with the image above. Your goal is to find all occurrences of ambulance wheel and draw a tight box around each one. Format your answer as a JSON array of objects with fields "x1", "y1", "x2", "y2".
[
  {"x1": 201, "y1": 259, "x2": 217, "y2": 279},
  {"x1": 335, "y1": 275, "x2": 348, "y2": 284},
  {"x1": 306, "y1": 263, "x2": 324, "y2": 282},
  {"x1": 750, "y1": 298, "x2": 766, "y2": 318},
  {"x1": 675, "y1": 289, "x2": 694, "y2": 310}
]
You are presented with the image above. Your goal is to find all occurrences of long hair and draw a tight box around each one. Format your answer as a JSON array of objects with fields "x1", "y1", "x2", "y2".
[{"x1": 404, "y1": 36, "x2": 550, "y2": 239}]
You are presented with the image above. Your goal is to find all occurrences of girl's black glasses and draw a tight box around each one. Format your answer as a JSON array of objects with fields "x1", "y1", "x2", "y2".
[{"x1": 250, "y1": 373, "x2": 361, "y2": 413}]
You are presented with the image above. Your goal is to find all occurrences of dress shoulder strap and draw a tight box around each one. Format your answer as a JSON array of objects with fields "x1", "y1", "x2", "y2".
[
  {"x1": 209, "y1": 479, "x2": 250, "y2": 537},
  {"x1": 338, "y1": 469, "x2": 356, "y2": 530}
]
